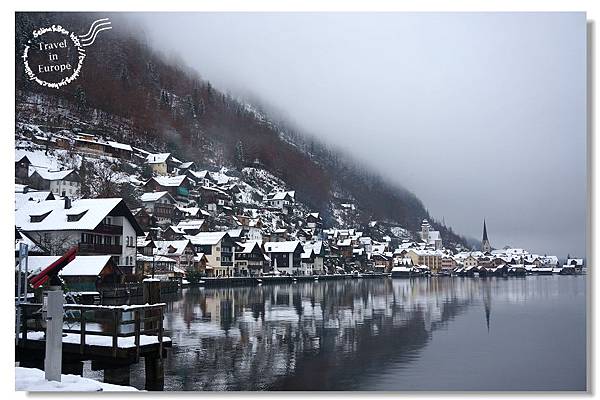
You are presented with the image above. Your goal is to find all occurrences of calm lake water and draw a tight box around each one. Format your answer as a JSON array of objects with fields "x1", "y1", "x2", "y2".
[{"x1": 92, "y1": 275, "x2": 587, "y2": 391}]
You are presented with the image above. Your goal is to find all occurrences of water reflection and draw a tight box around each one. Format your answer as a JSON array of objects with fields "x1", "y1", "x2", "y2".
[{"x1": 117, "y1": 276, "x2": 585, "y2": 391}]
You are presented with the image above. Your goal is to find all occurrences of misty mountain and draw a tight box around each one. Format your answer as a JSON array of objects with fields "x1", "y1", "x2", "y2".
[{"x1": 15, "y1": 12, "x2": 468, "y2": 247}]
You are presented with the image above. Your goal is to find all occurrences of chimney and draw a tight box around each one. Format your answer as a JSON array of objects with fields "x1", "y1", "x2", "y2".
[{"x1": 64, "y1": 196, "x2": 71, "y2": 209}]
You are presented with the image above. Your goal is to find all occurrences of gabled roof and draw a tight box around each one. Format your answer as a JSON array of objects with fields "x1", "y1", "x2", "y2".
[
  {"x1": 60, "y1": 255, "x2": 114, "y2": 276},
  {"x1": 107, "y1": 141, "x2": 133, "y2": 152},
  {"x1": 149, "y1": 175, "x2": 188, "y2": 187},
  {"x1": 179, "y1": 161, "x2": 194, "y2": 169},
  {"x1": 187, "y1": 231, "x2": 229, "y2": 246},
  {"x1": 176, "y1": 219, "x2": 206, "y2": 230},
  {"x1": 264, "y1": 240, "x2": 302, "y2": 254},
  {"x1": 15, "y1": 198, "x2": 144, "y2": 235},
  {"x1": 30, "y1": 168, "x2": 77, "y2": 181},
  {"x1": 154, "y1": 240, "x2": 194, "y2": 257},
  {"x1": 15, "y1": 191, "x2": 55, "y2": 210},
  {"x1": 266, "y1": 191, "x2": 295, "y2": 201},
  {"x1": 236, "y1": 241, "x2": 263, "y2": 254},
  {"x1": 146, "y1": 153, "x2": 171, "y2": 164},
  {"x1": 140, "y1": 191, "x2": 175, "y2": 203}
]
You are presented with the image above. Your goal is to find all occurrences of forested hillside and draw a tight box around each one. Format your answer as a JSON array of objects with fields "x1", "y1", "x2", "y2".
[{"x1": 15, "y1": 12, "x2": 467, "y2": 247}]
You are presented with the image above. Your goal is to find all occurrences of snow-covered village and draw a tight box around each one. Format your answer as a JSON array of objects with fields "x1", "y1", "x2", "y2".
[
  {"x1": 14, "y1": 125, "x2": 586, "y2": 391},
  {"x1": 15, "y1": 128, "x2": 583, "y2": 284},
  {"x1": 13, "y1": 11, "x2": 587, "y2": 394}
]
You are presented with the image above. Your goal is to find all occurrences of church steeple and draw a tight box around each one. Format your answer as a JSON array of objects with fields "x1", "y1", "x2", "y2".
[{"x1": 481, "y1": 219, "x2": 491, "y2": 253}]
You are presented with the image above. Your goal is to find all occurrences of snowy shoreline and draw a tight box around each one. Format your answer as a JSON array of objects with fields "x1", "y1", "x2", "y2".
[{"x1": 15, "y1": 367, "x2": 139, "y2": 392}]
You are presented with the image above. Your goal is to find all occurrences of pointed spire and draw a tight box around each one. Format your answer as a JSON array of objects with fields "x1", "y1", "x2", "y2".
[{"x1": 483, "y1": 219, "x2": 488, "y2": 241}]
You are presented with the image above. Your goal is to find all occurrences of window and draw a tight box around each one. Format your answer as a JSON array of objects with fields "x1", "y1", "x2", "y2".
[
  {"x1": 30, "y1": 211, "x2": 51, "y2": 223},
  {"x1": 67, "y1": 210, "x2": 87, "y2": 222}
]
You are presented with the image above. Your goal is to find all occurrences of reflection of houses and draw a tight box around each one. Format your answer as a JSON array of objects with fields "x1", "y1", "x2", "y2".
[
  {"x1": 28, "y1": 168, "x2": 81, "y2": 197},
  {"x1": 264, "y1": 240, "x2": 303, "y2": 275},
  {"x1": 15, "y1": 198, "x2": 144, "y2": 272}
]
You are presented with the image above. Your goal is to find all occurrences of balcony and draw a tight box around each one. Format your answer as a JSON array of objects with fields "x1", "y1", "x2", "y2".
[
  {"x1": 93, "y1": 223, "x2": 123, "y2": 235},
  {"x1": 79, "y1": 243, "x2": 122, "y2": 255}
]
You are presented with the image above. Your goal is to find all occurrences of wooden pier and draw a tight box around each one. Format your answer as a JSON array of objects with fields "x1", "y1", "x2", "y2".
[{"x1": 16, "y1": 302, "x2": 171, "y2": 390}]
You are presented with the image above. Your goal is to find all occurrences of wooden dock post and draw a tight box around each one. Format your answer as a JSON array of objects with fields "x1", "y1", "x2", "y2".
[
  {"x1": 144, "y1": 356, "x2": 164, "y2": 391},
  {"x1": 143, "y1": 279, "x2": 164, "y2": 390},
  {"x1": 103, "y1": 364, "x2": 131, "y2": 386}
]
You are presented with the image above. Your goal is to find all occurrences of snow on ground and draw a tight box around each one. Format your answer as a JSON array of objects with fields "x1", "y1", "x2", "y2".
[{"x1": 15, "y1": 367, "x2": 138, "y2": 392}]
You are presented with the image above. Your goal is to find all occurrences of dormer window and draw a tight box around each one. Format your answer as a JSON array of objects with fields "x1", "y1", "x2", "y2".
[
  {"x1": 30, "y1": 211, "x2": 51, "y2": 223},
  {"x1": 67, "y1": 210, "x2": 88, "y2": 222}
]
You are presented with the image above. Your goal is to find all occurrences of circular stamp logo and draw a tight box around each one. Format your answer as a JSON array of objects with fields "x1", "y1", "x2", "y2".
[{"x1": 22, "y1": 19, "x2": 112, "y2": 89}]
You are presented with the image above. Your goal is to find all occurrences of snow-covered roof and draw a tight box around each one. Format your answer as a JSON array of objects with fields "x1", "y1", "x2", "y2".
[
  {"x1": 15, "y1": 198, "x2": 139, "y2": 233},
  {"x1": 151, "y1": 175, "x2": 187, "y2": 187},
  {"x1": 107, "y1": 141, "x2": 133, "y2": 152},
  {"x1": 264, "y1": 240, "x2": 301, "y2": 253},
  {"x1": 236, "y1": 241, "x2": 262, "y2": 254},
  {"x1": 187, "y1": 231, "x2": 228, "y2": 246},
  {"x1": 60, "y1": 255, "x2": 113, "y2": 276},
  {"x1": 140, "y1": 191, "x2": 174, "y2": 203},
  {"x1": 303, "y1": 241, "x2": 324, "y2": 255},
  {"x1": 266, "y1": 191, "x2": 295, "y2": 201},
  {"x1": 176, "y1": 219, "x2": 205, "y2": 230},
  {"x1": 15, "y1": 191, "x2": 54, "y2": 210},
  {"x1": 188, "y1": 170, "x2": 214, "y2": 181},
  {"x1": 145, "y1": 153, "x2": 171, "y2": 164},
  {"x1": 154, "y1": 240, "x2": 193, "y2": 257},
  {"x1": 30, "y1": 168, "x2": 76, "y2": 181},
  {"x1": 179, "y1": 161, "x2": 194, "y2": 169}
]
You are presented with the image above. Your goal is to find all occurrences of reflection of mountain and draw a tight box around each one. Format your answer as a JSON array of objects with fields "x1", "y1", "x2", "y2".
[{"x1": 150, "y1": 278, "x2": 494, "y2": 391}]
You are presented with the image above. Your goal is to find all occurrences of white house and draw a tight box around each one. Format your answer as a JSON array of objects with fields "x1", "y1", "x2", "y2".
[
  {"x1": 264, "y1": 190, "x2": 295, "y2": 211},
  {"x1": 186, "y1": 231, "x2": 234, "y2": 277},
  {"x1": 15, "y1": 197, "x2": 144, "y2": 272},
  {"x1": 29, "y1": 168, "x2": 81, "y2": 198}
]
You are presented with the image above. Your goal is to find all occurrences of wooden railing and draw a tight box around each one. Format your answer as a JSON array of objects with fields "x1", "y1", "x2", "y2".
[{"x1": 16, "y1": 303, "x2": 166, "y2": 361}]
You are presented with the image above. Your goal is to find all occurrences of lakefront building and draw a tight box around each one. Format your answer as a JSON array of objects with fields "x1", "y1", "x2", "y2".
[{"x1": 15, "y1": 197, "x2": 144, "y2": 273}]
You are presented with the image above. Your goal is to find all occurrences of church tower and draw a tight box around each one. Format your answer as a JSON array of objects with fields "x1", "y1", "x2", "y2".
[
  {"x1": 421, "y1": 219, "x2": 430, "y2": 243},
  {"x1": 481, "y1": 219, "x2": 491, "y2": 253}
]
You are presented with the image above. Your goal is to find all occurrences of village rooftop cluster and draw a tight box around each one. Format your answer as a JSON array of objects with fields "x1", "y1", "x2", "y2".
[{"x1": 14, "y1": 128, "x2": 584, "y2": 292}]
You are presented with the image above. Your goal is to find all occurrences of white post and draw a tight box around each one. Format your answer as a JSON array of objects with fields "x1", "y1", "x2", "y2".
[
  {"x1": 44, "y1": 288, "x2": 63, "y2": 382},
  {"x1": 15, "y1": 243, "x2": 28, "y2": 345}
]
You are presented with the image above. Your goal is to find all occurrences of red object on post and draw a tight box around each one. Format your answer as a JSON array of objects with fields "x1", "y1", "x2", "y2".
[{"x1": 29, "y1": 246, "x2": 78, "y2": 288}]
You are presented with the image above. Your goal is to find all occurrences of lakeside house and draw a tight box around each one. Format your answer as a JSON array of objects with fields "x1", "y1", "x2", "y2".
[
  {"x1": 15, "y1": 197, "x2": 144, "y2": 273},
  {"x1": 264, "y1": 240, "x2": 303, "y2": 275}
]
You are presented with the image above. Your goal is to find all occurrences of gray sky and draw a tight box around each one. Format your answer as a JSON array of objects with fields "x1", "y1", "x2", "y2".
[{"x1": 127, "y1": 12, "x2": 586, "y2": 258}]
